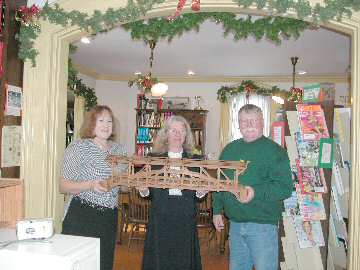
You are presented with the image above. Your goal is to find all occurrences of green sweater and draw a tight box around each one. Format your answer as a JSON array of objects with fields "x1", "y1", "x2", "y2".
[{"x1": 213, "y1": 136, "x2": 293, "y2": 225}]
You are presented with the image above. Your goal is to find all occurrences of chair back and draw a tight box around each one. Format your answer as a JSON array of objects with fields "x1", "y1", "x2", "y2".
[
  {"x1": 196, "y1": 193, "x2": 213, "y2": 228},
  {"x1": 127, "y1": 188, "x2": 150, "y2": 225}
]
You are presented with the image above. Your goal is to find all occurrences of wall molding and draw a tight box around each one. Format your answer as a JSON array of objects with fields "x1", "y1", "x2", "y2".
[{"x1": 74, "y1": 64, "x2": 348, "y2": 84}]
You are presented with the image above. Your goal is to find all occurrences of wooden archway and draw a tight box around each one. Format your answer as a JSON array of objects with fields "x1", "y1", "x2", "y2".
[{"x1": 21, "y1": 1, "x2": 360, "y2": 268}]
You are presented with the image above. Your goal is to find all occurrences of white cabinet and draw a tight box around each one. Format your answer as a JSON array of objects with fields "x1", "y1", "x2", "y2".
[{"x1": 0, "y1": 232, "x2": 100, "y2": 270}]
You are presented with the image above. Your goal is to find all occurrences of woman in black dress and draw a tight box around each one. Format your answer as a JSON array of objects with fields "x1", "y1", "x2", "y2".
[{"x1": 139, "y1": 115, "x2": 206, "y2": 270}]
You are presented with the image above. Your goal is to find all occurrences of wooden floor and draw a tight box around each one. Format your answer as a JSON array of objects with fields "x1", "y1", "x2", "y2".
[{"x1": 113, "y1": 230, "x2": 229, "y2": 270}]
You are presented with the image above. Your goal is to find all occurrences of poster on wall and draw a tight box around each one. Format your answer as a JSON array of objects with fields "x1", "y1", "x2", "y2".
[
  {"x1": 5, "y1": 84, "x2": 22, "y2": 116},
  {"x1": 271, "y1": 121, "x2": 285, "y2": 147},
  {"x1": 1, "y1": 125, "x2": 21, "y2": 167}
]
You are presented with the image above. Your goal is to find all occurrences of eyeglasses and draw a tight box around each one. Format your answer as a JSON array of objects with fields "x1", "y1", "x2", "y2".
[
  {"x1": 168, "y1": 128, "x2": 186, "y2": 135},
  {"x1": 239, "y1": 119, "x2": 261, "y2": 127}
]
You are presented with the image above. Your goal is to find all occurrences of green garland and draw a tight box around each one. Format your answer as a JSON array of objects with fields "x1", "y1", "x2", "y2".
[
  {"x1": 68, "y1": 45, "x2": 97, "y2": 111},
  {"x1": 16, "y1": 0, "x2": 360, "y2": 66},
  {"x1": 16, "y1": 0, "x2": 165, "y2": 66},
  {"x1": 122, "y1": 13, "x2": 309, "y2": 43},
  {"x1": 217, "y1": 80, "x2": 290, "y2": 103},
  {"x1": 233, "y1": 0, "x2": 360, "y2": 23}
]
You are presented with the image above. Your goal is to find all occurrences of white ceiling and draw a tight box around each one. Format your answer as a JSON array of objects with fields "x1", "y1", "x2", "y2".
[{"x1": 71, "y1": 17, "x2": 350, "y2": 79}]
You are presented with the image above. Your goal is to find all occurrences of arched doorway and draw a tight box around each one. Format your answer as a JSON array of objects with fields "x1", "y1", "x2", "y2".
[{"x1": 21, "y1": 0, "x2": 360, "y2": 268}]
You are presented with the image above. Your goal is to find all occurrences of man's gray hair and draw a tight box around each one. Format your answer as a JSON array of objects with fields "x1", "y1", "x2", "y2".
[{"x1": 238, "y1": 104, "x2": 263, "y2": 115}]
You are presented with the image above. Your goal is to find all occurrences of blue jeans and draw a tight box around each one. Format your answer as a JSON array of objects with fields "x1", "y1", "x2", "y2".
[{"x1": 229, "y1": 221, "x2": 278, "y2": 270}]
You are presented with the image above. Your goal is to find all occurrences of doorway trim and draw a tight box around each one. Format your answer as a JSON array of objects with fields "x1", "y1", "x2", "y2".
[{"x1": 21, "y1": 1, "x2": 360, "y2": 268}]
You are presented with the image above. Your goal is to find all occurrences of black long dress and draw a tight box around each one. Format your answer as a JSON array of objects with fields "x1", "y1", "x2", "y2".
[{"x1": 141, "y1": 152, "x2": 202, "y2": 270}]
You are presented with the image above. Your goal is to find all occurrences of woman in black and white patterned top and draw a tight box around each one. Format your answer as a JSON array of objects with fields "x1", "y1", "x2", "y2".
[{"x1": 60, "y1": 105, "x2": 127, "y2": 270}]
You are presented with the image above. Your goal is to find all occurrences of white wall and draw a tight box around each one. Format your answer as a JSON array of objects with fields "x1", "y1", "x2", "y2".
[
  {"x1": 94, "y1": 80, "x2": 137, "y2": 154},
  {"x1": 78, "y1": 73, "x2": 96, "y2": 89},
  {"x1": 86, "y1": 78, "x2": 349, "y2": 157}
]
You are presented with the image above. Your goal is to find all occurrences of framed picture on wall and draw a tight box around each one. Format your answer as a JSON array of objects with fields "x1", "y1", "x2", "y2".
[{"x1": 162, "y1": 97, "x2": 190, "y2": 109}]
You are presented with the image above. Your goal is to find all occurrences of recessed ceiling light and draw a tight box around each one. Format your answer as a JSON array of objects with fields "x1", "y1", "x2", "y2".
[
  {"x1": 134, "y1": 71, "x2": 142, "y2": 75},
  {"x1": 187, "y1": 70, "x2": 195, "y2": 76},
  {"x1": 298, "y1": 70, "x2": 307, "y2": 75},
  {"x1": 80, "y1": 37, "x2": 91, "y2": 44}
]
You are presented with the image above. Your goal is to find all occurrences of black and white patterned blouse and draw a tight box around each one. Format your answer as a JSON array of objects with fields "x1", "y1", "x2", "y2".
[{"x1": 61, "y1": 138, "x2": 127, "y2": 213}]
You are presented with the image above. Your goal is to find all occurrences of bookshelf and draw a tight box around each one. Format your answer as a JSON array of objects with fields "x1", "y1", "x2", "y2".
[{"x1": 135, "y1": 107, "x2": 208, "y2": 156}]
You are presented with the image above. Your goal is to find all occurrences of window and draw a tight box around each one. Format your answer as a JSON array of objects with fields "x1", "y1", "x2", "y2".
[{"x1": 229, "y1": 94, "x2": 271, "y2": 141}]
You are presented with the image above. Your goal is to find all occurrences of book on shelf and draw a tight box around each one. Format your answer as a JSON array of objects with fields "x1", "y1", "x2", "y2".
[
  {"x1": 297, "y1": 190, "x2": 326, "y2": 221},
  {"x1": 296, "y1": 160, "x2": 327, "y2": 194},
  {"x1": 295, "y1": 132, "x2": 320, "y2": 167},
  {"x1": 293, "y1": 216, "x2": 325, "y2": 249},
  {"x1": 297, "y1": 104, "x2": 329, "y2": 141}
]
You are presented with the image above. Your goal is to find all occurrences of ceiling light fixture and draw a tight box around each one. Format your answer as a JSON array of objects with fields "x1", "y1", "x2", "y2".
[
  {"x1": 129, "y1": 40, "x2": 168, "y2": 97},
  {"x1": 134, "y1": 71, "x2": 142, "y2": 75},
  {"x1": 151, "y1": 82, "x2": 168, "y2": 97},
  {"x1": 80, "y1": 37, "x2": 91, "y2": 44},
  {"x1": 291, "y1": 56, "x2": 299, "y2": 88},
  {"x1": 272, "y1": 96, "x2": 285, "y2": 104},
  {"x1": 147, "y1": 40, "x2": 168, "y2": 97}
]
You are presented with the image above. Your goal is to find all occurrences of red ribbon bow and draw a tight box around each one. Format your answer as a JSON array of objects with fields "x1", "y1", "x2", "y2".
[{"x1": 167, "y1": 0, "x2": 200, "y2": 21}]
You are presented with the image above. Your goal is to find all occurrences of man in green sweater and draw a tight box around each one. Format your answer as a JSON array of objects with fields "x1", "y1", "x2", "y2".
[{"x1": 212, "y1": 104, "x2": 292, "y2": 270}]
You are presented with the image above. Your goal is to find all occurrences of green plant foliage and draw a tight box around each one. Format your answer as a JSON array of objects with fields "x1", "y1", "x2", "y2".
[
  {"x1": 16, "y1": 0, "x2": 359, "y2": 66},
  {"x1": 68, "y1": 45, "x2": 97, "y2": 110},
  {"x1": 128, "y1": 74, "x2": 159, "y2": 94},
  {"x1": 233, "y1": 0, "x2": 360, "y2": 22},
  {"x1": 17, "y1": 0, "x2": 165, "y2": 66},
  {"x1": 217, "y1": 80, "x2": 290, "y2": 103},
  {"x1": 122, "y1": 12, "x2": 309, "y2": 44}
]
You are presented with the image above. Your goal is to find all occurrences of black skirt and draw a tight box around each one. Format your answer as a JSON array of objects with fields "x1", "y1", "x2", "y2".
[
  {"x1": 141, "y1": 188, "x2": 202, "y2": 270},
  {"x1": 62, "y1": 197, "x2": 118, "y2": 270}
]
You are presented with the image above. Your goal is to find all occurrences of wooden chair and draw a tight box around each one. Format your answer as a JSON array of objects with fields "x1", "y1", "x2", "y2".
[
  {"x1": 126, "y1": 187, "x2": 150, "y2": 248},
  {"x1": 196, "y1": 192, "x2": 216, "y2": 250},
  {"x1": 117, "y1": 190, "x2": 130, "y2": 245}
]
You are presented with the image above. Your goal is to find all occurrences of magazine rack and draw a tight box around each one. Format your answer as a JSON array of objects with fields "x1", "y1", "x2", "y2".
[{"x1": 283, "y1": 98, "x2": 335, "y2": 269}]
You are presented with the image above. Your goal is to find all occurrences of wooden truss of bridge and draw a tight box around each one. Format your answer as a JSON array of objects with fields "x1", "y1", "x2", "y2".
[{"x1": 106, "y1": 155, "x2": 250, "y2": 202}]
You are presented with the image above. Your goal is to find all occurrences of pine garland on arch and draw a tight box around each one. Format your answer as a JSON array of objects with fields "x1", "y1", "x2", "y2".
[
  {"x1": 15, "y1": 0, "x2": 360, "y2": 66},
  {"x1": 122, "y1": 12, "x2": 309, "y2": 43},
  {"x1": 68, "y1": 45, "x2": 97, "y2": 111}
]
